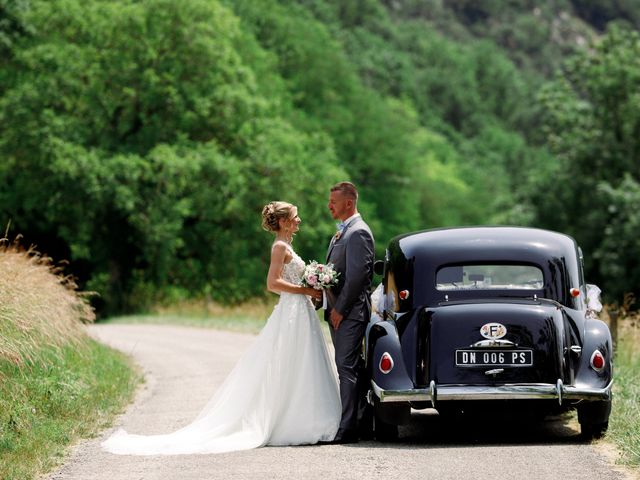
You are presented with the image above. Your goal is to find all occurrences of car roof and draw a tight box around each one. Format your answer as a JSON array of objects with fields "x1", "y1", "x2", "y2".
[
  {"x1": 392, "y1": 226, "x2": 579, "y2": 265},
  {"x1": 384, "y1": 227, "x2": 585, "y2": 309}
]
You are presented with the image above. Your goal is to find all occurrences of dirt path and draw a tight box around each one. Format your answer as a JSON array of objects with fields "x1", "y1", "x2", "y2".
[{"x1": 47, "y1": 323, "x2": 632, "y2": 480}]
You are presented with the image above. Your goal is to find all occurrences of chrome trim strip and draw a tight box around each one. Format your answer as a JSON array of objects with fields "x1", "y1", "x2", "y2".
[
  {"x1": 562, "y1": 382, "x2": 614, "y2": 400},
  {"x1": 429, "y1": 380, "x2": 436, "y2": 408},
  {"x1": 371, "y1": 380, "x2": 431, "y2": 402},
  {"x1": 371, "y1": 379, "x2": 613, "y2": 403},
  {"x1": 470, "y1": 339, "x2": 517, "y2": 348},
  {"x1": 556, "y1": 378, "x2": 563, "y2": 405}
]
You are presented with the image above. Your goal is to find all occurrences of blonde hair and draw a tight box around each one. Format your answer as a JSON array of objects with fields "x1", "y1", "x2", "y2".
[{"x1": 261, "y1": 201, "x2": 296, "y2": 232}]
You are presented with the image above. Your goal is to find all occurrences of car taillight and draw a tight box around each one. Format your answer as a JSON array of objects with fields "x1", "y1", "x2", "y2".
[
  {"x1": 379, "y1": 352, "x2": 394, "y2": 374},
  {"x1": 590, "y1": 350, "x2": 605, "y2": 371}
]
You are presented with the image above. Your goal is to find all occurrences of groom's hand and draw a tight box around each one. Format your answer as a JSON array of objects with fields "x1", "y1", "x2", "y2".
[
  {"x1": 330, "y1": 309, "x2": 344, "y2": 329},
  {"x1": 312, "y1": 296, "x2": 323, "y2": 310}
]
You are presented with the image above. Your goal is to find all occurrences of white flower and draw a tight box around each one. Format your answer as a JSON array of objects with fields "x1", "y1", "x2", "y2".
[{"x1": 301, "y1": 260, "x2": 339, "y2": 290}]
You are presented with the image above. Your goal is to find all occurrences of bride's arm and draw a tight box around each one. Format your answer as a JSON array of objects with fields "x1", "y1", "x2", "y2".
[{"x1": 267, "y1": 242, "x2": 321, "y2": 299}]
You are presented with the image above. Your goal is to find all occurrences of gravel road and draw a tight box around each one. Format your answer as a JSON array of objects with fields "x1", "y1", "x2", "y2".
[{"x1": 47, "y1": 323, "x2": 632, "y2": 480}]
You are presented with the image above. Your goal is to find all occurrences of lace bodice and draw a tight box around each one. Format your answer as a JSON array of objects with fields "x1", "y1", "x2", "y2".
[{"x1": 281, "y1": 247, "x2": 305, "y2": 285}]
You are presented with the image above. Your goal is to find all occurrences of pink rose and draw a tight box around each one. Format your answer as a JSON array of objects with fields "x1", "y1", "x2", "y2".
[{"x1": 306, "y1": 274, "x2": 318, "y2": 286}]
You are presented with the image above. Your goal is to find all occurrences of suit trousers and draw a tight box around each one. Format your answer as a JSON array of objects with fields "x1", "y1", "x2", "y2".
[{"x1": 328, "y1": 317, "x2": 367, "y2": 432}]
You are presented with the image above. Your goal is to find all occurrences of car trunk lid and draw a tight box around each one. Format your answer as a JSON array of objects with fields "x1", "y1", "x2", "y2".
[{"x1": 425, "y1": 300, "x2": 567, "y2": 385}]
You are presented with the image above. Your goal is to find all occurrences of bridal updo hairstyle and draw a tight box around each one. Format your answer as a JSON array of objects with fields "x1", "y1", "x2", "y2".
[{"x1": 261, "y1": 201, "x2": 296, "y2": 233}]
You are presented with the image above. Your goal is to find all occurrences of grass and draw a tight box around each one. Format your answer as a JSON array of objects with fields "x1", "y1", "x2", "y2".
[
  {"x1": 106, "y1": 297, "x2": 280, "y2": 333},
  {"x1": 104, "y1": 297, "x2": 334, "y2": 339},
  {"x1": 106, "y1": 313, "x2": 268, "y2": 333},
  {"x1": 0, "y1": 340, "x2": 140, "y2": 480},
  {"x1": 0, "y1": 238, "x2": 140, "y2": 480},
  {"x1": 607, "y1": 311, "x2": 640, "y2": 468}
]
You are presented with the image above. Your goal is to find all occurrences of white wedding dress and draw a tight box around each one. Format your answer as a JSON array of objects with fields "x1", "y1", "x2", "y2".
[{"x1": 102, "y1": 247, "x2": 340, "y2": 455}]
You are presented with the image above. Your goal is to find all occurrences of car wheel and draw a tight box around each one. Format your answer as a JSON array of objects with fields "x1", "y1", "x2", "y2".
[
  {"x1": 373, "y1": 413, "x2": 398, "y2": 441},
  {"x1": 578, "y1": 400, "x2": 611, "y2": 439},
  {"x1": 580, "y1": 421, "x2": 609, "y2": 439}
]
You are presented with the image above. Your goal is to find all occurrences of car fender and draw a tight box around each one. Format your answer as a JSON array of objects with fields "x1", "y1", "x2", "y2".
[
  {"x1": 573, "y1": 318, "x2": 613, "y2": 388},
  {"x1": 366, "y1": 320, "x2": 413, "y2": 391}
]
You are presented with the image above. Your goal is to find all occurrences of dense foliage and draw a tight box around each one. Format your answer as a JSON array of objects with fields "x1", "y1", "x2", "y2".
[
  {"x1": 0, "y1": 0, "x2": 638, "y2": 312},
  {"x1": 531, "y1": 26, "x2": 640, "y2": 300}
]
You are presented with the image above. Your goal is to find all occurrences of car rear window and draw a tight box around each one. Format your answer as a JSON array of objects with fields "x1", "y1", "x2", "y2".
[{"x1": 436, "y1": 264, "x2": 544, "y2": 291}]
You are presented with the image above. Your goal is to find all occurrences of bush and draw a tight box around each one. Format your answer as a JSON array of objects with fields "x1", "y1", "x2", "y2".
[{"x1": 0, "y1": 237, "x2": 94, "y2": 366}]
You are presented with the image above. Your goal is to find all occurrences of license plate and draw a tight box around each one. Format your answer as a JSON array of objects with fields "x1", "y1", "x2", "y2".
[{"x1": 455, "y1": 349, "x2": 533, "y2": 367}]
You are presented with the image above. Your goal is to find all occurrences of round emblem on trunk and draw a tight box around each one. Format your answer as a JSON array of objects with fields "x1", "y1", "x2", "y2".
[{"x1": 480, "y1": 322, "x2": 507, "y2": 339}]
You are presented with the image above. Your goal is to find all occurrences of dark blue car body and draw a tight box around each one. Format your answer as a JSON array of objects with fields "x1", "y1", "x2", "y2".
[{"x1": 366, "y1": 227, "x2": 612, "y2": 438}]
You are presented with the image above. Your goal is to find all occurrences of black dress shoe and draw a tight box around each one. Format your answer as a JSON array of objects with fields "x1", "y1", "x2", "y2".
[
  {"x1": 316, "y1": 439, "x2": 335, "y2": 445},
  {"x1": 358, "y1": 428, "x2": 374, "y2": 441},
  {"x1": 334, "y1": 432, "x2": 359, "y2": 444}
]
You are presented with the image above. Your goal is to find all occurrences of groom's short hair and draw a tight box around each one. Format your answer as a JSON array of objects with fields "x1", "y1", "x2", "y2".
[{"x1": 331, "y1": 181, "x2": 358, "y2": 201}]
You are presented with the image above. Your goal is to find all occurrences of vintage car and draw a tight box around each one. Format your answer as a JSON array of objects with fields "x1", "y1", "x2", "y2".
[{"x1": 366, "y1": 227, "x2": 613, "y2": 439}]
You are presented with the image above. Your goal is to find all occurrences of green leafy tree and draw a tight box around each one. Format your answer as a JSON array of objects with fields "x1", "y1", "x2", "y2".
[
  {"x1": 0, "y1": 0, "x2": 346, "y2": 312},
  {"x1": 594, "y1": 176, "x2": 640, "y2": 298},
  {"x1": 225, "y1": 0, "x2": 424, "y2": 245},
  {"x1": 0, "y1": 0, "x2": 33, "y2": 56},
  {"x1": 6, "y1": 0, "x2": 632, "y2": 314},
  {"x1": 533, "y1": 26, "x2": 640, "y2": 300}
]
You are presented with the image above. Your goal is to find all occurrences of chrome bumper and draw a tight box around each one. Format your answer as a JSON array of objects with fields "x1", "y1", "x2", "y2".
[{"x1": 371, "y1": 379, "x2": 613, "y2": 406}]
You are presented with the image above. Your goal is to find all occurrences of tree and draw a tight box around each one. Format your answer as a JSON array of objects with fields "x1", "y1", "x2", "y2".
[
  {"x1": 533, "y1": 26, "x2": 640, "y2": 300},
  {"x1": 594, "y1": 175, "x2": 640, "y2": 301},
  {"x1": 0, "y1": 0, "x2": 347, "y2": 312}
]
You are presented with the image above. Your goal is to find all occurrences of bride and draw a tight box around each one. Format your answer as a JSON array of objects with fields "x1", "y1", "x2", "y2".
[{"x1": 102, "y1": 201, "x2": 341, "y2": 454}]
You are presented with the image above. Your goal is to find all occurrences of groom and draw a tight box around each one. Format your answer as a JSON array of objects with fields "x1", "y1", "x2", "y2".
[{"x1": 324, "y1": 181, "x2": 374, "y2": 444}]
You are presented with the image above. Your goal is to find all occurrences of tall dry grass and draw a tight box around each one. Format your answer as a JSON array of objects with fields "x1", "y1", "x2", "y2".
[{"x1": 0, "y1": 236, "x2": 94, "y2": 367}]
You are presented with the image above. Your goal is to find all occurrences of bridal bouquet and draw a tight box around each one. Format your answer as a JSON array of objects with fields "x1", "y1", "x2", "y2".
[{"x1": 301, "y1": 261, "x2": 339, "y2": 290}]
